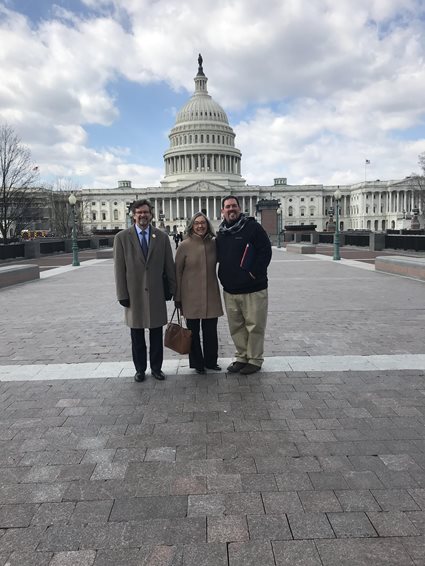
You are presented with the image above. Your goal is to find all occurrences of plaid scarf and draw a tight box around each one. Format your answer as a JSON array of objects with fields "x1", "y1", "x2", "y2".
[{"x1": 218, "y1": 213, "x2": 250, "y2": 235}]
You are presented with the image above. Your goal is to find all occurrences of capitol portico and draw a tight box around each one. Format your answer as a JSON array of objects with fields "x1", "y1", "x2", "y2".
[{"x1": 81, "y1": 56, "x2": 423, "y2": 234}]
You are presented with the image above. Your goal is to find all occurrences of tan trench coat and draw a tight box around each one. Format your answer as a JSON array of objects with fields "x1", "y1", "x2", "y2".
[
  {"x1": 175, "y1": 234, "x2": 223, "y2": 319},
  {"x1": 114, "y1": 226, "x2": 176, "y2": 328}
]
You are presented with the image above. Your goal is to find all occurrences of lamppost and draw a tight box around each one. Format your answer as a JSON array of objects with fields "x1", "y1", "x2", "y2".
[
  {"x1": 68, "y1": 193, "x2": 80, "y2": 266},
  {"x1": 276, "y1": 207, "x2": 282, "y2": 248},
  {"x1": 333, "y1": 188, "x2": 342, "y2": 261}
]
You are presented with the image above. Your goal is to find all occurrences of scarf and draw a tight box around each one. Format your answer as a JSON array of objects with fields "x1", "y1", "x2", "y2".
[{"x1": 218, "y1": 213, "x2": 250, "y2": 235}]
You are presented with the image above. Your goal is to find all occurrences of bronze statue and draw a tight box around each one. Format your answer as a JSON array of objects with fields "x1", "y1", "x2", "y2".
[{"x1": 198, "y1": 53, "x2": 203, "y2": 72}]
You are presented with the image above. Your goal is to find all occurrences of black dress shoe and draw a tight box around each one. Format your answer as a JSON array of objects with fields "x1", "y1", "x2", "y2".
[
  {"x1": 134, "y1": 372, "x2": 145, "y2": 382},
  {"x1": 151, "y1": 369, "x2": 166, "y2": 381},
  {"x1": 206, "y1": 364, "x2": 221, "y2": 371},
  {"x1": 195, "y1": 368, "x2": 206, "y2": 374}
]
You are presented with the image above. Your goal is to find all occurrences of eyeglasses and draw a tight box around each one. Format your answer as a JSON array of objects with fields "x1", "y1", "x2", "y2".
[{"x1": 194, "y1": 221, "x2": 207, "y2": 226}]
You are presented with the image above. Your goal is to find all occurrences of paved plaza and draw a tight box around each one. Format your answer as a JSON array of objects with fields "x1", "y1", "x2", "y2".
[{"x1": 0, "y1": 247, "x2": 425, "y2": 565}]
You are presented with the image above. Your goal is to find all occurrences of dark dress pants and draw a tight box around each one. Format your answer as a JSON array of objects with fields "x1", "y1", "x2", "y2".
[
  {"x1": 131, "y1": 327, "x2": 163, "y2": 373},
  {"x1": 186, "y1": 318, "x2": 218, "y2": 370}
]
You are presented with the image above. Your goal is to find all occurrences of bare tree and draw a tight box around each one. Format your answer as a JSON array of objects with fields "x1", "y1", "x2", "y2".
[
  {"x1": 0, "y1": 124, "x2": 39, "y2": 243},
  {"x1": 49, "y1": 178, "x2": 83, "y2": 238},
  {"x1": 406, "y1": 152, "x2": 425, "y2": 224}
]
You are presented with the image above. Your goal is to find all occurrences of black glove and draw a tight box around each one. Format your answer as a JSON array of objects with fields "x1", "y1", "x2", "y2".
[
  {"x1": 119, "y1": 299, "x2": 130, "y2": 308},
  {"x1": 174, "y1": 301, "x2": 182, "y2": 309}
]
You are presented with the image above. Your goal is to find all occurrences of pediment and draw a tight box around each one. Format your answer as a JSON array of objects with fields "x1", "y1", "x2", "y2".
[{"x1": 176, "y1": 180, "x2": 228, "y2": 193}]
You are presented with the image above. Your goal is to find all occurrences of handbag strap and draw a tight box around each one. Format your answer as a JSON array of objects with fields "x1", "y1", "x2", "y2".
[{"x1": 170, "y1": 307, "x2": 183, "y2": 326}]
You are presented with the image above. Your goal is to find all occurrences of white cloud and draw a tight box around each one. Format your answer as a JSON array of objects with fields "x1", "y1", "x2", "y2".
[{"x1": 0, "y1": 0, "x2": 424, "y2": 187}]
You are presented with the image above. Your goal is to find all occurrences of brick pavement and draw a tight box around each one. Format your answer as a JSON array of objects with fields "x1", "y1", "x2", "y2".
[
  {"x1": 1, "y1": 250, "x2": 425, "y2": 365},
  {"x1": 0, "y1": 248, "x2": 424, "y2": 564}
]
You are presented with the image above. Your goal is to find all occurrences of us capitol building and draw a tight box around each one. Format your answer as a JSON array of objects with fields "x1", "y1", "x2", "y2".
[{"x1": 81, "y1": 56, "x2": 422, "y2": 234}]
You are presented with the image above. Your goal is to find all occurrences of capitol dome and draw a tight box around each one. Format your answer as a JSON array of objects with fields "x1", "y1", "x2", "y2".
[
  {"x1": 174, "y1": 86, "x2": 229, "y2": 125},
  {"x1": 162, "y1": 55, "x2": 245, "y2": 188}
]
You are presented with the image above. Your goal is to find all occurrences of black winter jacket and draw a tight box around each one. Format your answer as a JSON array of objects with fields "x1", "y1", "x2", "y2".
[{"x1": 216, "y1": 217, "x2": 272, "y2": 294}]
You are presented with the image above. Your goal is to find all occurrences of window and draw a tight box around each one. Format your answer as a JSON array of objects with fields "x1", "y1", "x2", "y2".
[
  {"x1": 91, "y1": 202, "x2": 96, "y2": 206},
  {"x1": 114, "y1": 201, "x2": 117, "y2": 205},
  {"x1": 300, "y1": 207, "x2": 305, "y2": 217},
  {"x1": 101, "y1": 202, "x2": 106, "y2": 206},
  {"x1": 102, "y1": 212, "x2": 106, "y2": 221},
  {"x1": 92, "y1": 212, "x2": 96, "y2": 220},
  {"x1": 288, "y1": 206, "x2": 293, "y2": 217},
  {"x1": 310, "y1": 207, "x2": 315, "y2": 216},
  {"x1": 310, "y1": 197, "x2": 314, "y2": 202},
  {"x1": 289, "y1": 198, "x2": 292, "y2": 202},
  {"x1": 301, "y1": 198, "x2": 305, "y2": 202},
  {"x1": 113, "y1": 210, "x2": 118, "y2": 220}
]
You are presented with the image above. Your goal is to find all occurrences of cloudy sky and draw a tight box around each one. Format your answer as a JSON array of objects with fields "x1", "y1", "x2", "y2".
[{"x1": 1, "y1": 0, "x2": 425, "y2": 189}]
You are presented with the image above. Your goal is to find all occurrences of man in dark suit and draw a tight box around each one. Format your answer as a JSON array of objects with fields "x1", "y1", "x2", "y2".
[{"x1": 113, "y1": 199, "x2": 176, "y2": 382}]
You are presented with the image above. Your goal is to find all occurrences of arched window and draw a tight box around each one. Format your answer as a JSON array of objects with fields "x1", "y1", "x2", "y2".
[
  {"x1": 288, "y1": 206, "x2": 293, "y2": 217},
  {"x1": 113, "y1": 210, "x2": 118, "y2": 221}
]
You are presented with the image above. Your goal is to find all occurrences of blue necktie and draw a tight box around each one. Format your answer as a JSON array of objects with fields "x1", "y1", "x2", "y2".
[{"x1": 140, "y1": 230, "x2": 148, "y2": 258}]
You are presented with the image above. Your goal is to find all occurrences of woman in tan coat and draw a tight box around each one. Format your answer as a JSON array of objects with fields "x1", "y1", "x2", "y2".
[{"x1": 175, "y1": 212, "x2": 223, "y2": 374}]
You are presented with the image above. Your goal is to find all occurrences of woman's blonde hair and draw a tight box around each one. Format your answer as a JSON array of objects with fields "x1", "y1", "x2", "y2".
[{"x1": 186, "y1": 212, "x2": 215, "y2": 239}]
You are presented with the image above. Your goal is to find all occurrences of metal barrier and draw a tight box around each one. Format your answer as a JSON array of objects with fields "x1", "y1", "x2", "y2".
[
  {"x1": 0, "y1": 243, "x2": 25, "y2": 260},
  {"x1": 77, "y1": 239, "x2": 91, "y2": 249},
  {"x1": 318, "y1": 233, "x2": 333, "y2": 244},
  {"x1": 40, "y1": 240, "x2": 65, "y2": 254},
  {"x1": 385, "y1": 235, "x2": 425, "y2": 251},
  {"x1": 344, "y1": 233, "x2": 370, "y2": 247}
]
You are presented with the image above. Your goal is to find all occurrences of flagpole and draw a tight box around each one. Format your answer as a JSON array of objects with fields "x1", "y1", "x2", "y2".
[{"x1": 365, "y1": 159, "x2": 370, "y2": 183}]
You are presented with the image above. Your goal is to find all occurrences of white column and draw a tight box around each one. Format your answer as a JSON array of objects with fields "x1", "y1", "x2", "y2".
[
  {"x1": 184, "y1": 198, "x2": 187, "y2": 219},
  {"x1": 176, "y1": 198, "x2": 180, "y2": 219},
  {"x1": 191, "y1": 197, "x2": 194, "y2": 216}
]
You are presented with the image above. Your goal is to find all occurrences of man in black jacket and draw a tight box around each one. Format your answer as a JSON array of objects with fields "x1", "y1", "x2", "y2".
[{"x1": 216, "y1": 196, "x2": 272, "y2": 374}]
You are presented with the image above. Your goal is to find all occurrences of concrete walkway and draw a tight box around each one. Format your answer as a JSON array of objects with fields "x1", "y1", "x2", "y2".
[{"x1": 0, "y1": 249, "x2": 424, "y2": 565}]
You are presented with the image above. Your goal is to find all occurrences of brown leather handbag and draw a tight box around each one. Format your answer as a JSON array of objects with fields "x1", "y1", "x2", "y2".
[{"x1": 164, "y1": 308, "x2": 192, "y2": 354}]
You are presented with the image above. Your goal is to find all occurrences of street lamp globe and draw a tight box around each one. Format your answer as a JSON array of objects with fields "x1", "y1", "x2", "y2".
[
  {"x1": 68, "y1": 193, "x2": 77, "y2": 206},
  {"x1": 334, "y1": 188, "x2": 342, "y2": 201}
]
